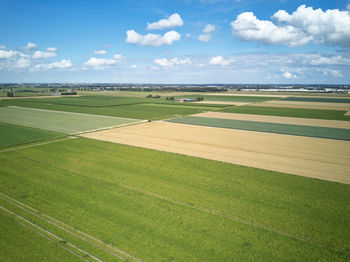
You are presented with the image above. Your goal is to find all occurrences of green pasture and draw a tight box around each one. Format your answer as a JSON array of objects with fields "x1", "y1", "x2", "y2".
[
  {"x1": 167, "y1": 116, "x2": 350, "y2": 140},
  {"x1": 0, "y1": 214, "x2": 80, "y2": 262},
  {"x1": 283, "y1": 97, "x2": 350, "y2": 103},
  {"x1": 182, "y1": 95, "x2": 278, "y2": 102},
  {"x1": 0, "y1": 99, "x2": 224, "y2": 120},
  {"x1": 222, "y1": 105, "x2": 350, "y2": 121},
  {"x1": 0, "y1": 138, "x2": 349, "y2": 261},
  {"x1": 0, "y1": 106, "x2": 142, "y2": 134},
  {"x1": 0, "y1": 122, "x2": 63, "y2": 148}
]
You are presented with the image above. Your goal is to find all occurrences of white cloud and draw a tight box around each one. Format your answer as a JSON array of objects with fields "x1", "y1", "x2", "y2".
[
  {"x1": 231, "y1": 5, "x2": 350, "y2": 47},
  {"x1": 113, "y1": 54, "x2": 123, "y2": 60},
  {"x1": 14, "y1": 58, "x2": 31, "y2": 69},
  {"x1": 32, "y1": 50, "x2": 57, "y2": 59},
  {"x1": 147, "y1": 13, "x2": 183, "y2": 30},
  {"x1": 34, "y1": 59, "x2": 72, "y2": 70},
  {"x1": 21, "y1": 42, "x2": 37, "y2": 51},
  {"x1": 203, "y1": 24, "x2": 216, "y2": 33},
  {"x1": 324, "y1": 69, "x2": 343, "y2": 77},
  {"x1": 130, "y1": 64, "x2": 138, "y2": 69},
  {"x1": 186, "y1": 33, "x2": 191, "y2": 38},
  {"x1": 0, "y1": 50, "x2": 18, "y2": 59},
  {"x1": 85, "y1": 57, "x2": 117, "y2": 67},
  {"x1": 126, "y1": 30, "x2": 181, "y2": 46},
  {"x1": 154, "y1": 57, "x2": 191, "y2": 68},
  {"x1": 347, "y1": 4, "x2": 350, "y2": 11},
  {"x1": 198, "y1": 34, "x2": 212, "y2": 42},
  {"x1": 282, "y1": 71, "x2": 296, "y2": 79},
  {"x1": 47, "y1": 47, "x2": 58, "y2": 52},
  {"x1": 0, "y1": 45, "x2": 6, "y2": 50},
  {"x1": 94, "y1": 50, "x2": 107, "y2": 55},
  {"x1": 209, "y1": 56, "x2": 230, "y2": 66}
]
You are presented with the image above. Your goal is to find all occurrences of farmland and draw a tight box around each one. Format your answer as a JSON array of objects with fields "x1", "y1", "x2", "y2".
[
  {"x1": 0, "y1": 122, "x2": 63, "y2": 148},
  {"x1": 1, "y1": 138, "x2": 350, "y2": 261},
  {"x1": 1, "y1": 91, "x2": 350, "y2": 261}
]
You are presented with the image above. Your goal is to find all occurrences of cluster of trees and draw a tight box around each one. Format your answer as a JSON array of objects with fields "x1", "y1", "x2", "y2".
[
  {"x1": 145, "y1": 95, "x2": 161, "y2": 98},
  {"x1": 61, "y1": 91, "x2": 77, "y2": 95},
  {"x1": 195, "y1": 97, "x2": 204, "y2": 101},
  {"x1": 165, "y1": 96, "x2": 175, "y2": 100}
]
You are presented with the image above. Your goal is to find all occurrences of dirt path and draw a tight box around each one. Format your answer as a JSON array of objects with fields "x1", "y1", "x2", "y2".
[
  {"x1": 192, "y1": 112, "x2": 350, "y2": 129},
  {"x1": 81, "y1": 121, "x2": 350, "y2": 184}
]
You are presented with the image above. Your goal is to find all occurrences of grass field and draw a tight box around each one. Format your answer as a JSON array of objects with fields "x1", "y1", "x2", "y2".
[
  {"x1": 167, "y1": 116, "x2": 350, "y2": 140},
  {"x1": 0, "y1": 213, "x2": 80, "y2": 262},
  {"x1": 0, "y1": 99, "x2": 225, "y2": 120},
  {"x1": 0, "y1": 122, "x2": 64, "y2": 148},
  {"x1": 0, "y1": 137, "x2": 349, "y2": 261},
  {"x1": 182, "y1": 94, "x2": 278, "y2": 102},
  {"x1": 0, "y1": 106, "x2": 142, "y2": 134},
  {"x1": 222, "y1": 105, "x2": 350, "y2": 121}
]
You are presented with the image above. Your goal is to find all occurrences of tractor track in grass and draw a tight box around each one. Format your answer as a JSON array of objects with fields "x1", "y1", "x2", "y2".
[
  {"x1": 0, "y1": 206, "x2": 98, "y2": 262},
  {"x1": 0, "y1": 193, "x2": 144, "y2": 262},
  {"x1": 9, "y1": 152, "x2": 350, "y2": 257}
]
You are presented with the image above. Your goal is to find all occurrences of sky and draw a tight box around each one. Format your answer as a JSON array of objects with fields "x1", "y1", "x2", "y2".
[{"x1": 0, "y1": 0, "x2": 349, "y2": 84}]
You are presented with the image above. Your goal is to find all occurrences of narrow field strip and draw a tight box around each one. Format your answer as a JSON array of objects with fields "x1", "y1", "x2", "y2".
[
  {"x1": 0, "y1": 106, "x2": 144, "y2": 134},
  {"x1": 261, "y1": 100, "x2": 350, "y2": 109},
  {"x1": 0, "y1": 136, "x2": 76, "y2": 153},
  {"x1": 192, "y1": 112, "x2": 350, "y2": 129},
  {"x1": 0, "y1": 192, "x2": 143, "y2": 262},
  {"x1": 167, "y1": 116, "x2": 350, "y2": 141},
  {"x1": 0, "y1": 206, "x2": 99, "y2": 262},
  {"x1": 282, "y1": 97, "x2": 350, "y2": 103}
]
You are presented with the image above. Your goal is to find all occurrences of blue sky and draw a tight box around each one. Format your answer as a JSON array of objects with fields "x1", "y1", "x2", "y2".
[{"x1": 0, "y1": 0, "x2": 349, "y2": 84}]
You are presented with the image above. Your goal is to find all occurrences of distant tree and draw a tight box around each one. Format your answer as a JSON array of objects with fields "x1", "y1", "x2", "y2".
[
  {"x1": 145, "y1": 94, "x2": 152, "y2": 98},
  {"x1": 7, "y1": 92, "x2": 14, "y2": 97}
]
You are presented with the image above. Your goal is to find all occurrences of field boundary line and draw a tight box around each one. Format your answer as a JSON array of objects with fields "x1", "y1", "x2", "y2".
[
  {"x1": 0, "y1": 193, "x2": 143, "y2": 262},
  {"x1": 7, "y1": 105, "x2": 143, "y2": 121},
  {"x1": 0, "y1": 136, "x2": 77, "y2": 153},
  {"x1": 73, "y1": 120, "x2": 148, "y2": 135},
  {"x1": 0, "y1": 205, "x2": 100, "y2": 262}
]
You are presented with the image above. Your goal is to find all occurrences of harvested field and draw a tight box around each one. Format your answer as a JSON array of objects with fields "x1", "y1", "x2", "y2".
[
  {"x1": 81, "y1": 121, "x2": 350, "y2": 184},
  {"x1": 346, "y1": 110, "x2": 350, "y2": 116},
  {"x1": 261, "y1": 100, "x2": 350, "y2": 110},
  {"x1": 248, "y1": 102, "x2": 349, "y2": 111},
  {"x1": 193, "y1": 112, "x2": 350, "y2": 129}
]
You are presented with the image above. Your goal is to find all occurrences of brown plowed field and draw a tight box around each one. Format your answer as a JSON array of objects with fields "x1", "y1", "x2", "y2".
[
  {"x1": 193, "y1": 112, "x2": 350, "y2": 129},
  {"x1": 81, "y1": 121, "x2": 350, "y2": 184}
]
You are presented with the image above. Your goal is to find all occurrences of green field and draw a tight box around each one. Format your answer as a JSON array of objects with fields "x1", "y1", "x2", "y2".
[
  {"x1": 222, "y1": 105, "x2": 350, "y2": 121},
  {"x1": 0, "y1": 99, "x2": 224, "y2": 120},
  {"x1": 0, "y1": 213, "x2": 80, "y2": 262},
  {"x1": 167, "y1": 116, "x2": 350, "y2": 140},
  {"x1": 283, "y1": 97, "x2": 350, "y2": 103},
  {"x1": 182, "y1": 95, "x2": 278, "y2": 102},
  {"x1": 0, "y1": 122, "x2": 64, "y2": 148},
  {"x1": 0, "y1": 138, "x2": 349, "y2": 261},
  {"x1": 0, "y1": 106, "x2": 142, "y2": 134}
]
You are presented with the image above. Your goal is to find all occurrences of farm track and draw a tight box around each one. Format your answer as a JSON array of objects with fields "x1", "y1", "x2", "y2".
[
  {"x1": 0, "y1": 193, "x2": 143, "y2": 262},
  {"x1": 7, "y1": 153, "x2": 349, "y2": 257},
  {"x1": 0, "y1": 206, "x2": 96, "y2": 262},
  {"x1": 0, "y1": 136, "x2": 77, "y2": 153}
]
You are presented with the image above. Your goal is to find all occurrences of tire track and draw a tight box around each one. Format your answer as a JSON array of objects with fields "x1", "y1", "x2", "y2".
[{"x1": 0, "y1": 193, "x2": 143, "y2": 262}]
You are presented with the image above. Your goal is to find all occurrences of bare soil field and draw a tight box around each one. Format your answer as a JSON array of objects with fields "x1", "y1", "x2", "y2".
[
  {"x1": 193, "y1": 112, "x2": 350, "y2": 129},
  {"x1": 251, "y1": 102, "x2": 349, "y2": 111},
  {"x1": 81, "y1": 121, "x2": 350, "y2": 184},
  {"x1": 345, "y1": 111, "x2": 350, "y2": 116},
  {"x1": 261, "y1": 100, "x2": 350, "y2": 110}
]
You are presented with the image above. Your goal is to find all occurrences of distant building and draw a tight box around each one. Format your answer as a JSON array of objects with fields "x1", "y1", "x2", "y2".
[{"x1": 177, "y1": 98, "x2": 195, "y2": 102}]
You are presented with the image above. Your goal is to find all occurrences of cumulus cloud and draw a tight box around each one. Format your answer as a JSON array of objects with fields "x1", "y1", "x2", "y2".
[
  {"x1": 113, "y1": 54, "x2": 123, "y2": 60},
  {"x1": 282, "y1": 71, "x2": 296, "y2": 79},
  {"x1": 94, "y1": 50, "x2": 107, "y2": 55},
  {"x1": 147, "y1": 13, "x2": 183, "y2": 30},
  {"x1": 21, "y1": 42, "x2": 37, "y2": 51},
  {"x1": 32, "y1": 50, "x2": 57, "y2": 59},
  {"x1": 154, "y1": 57, "x2": 191, "y2": 68},
  {"x1": 47, "y1": 47, "x2": 58, "y2": 52},
  {"x1": 324, "y1": 69, "x2": 343, "y2": 77},
  {"x1": 209, "y1": 56, "x2": 230, "y2": 66},
  {"x1": 14, "y1": 58, "x2": 31, "y2": 69},
  {"x1": 34, "y1": 59, "x2": 72, "y2": 70},
  {"x1": 126, "y1": 30, "x2": 181, "y2": 46},
  {"x1": 203, "y1": 24, "x2": 216, "y2": 33},
  {"x1": 198, "y1": 34, "x2": 212, "y2": 42},
  {"x1": 84, "y1": 54, "x2": 123, "y2": 69},
  {"x1": 231, "y1": 5, "x2": 350, "y2": 47},
  {"x1": 0, "y1": 50, "x2": 18, "y2": 59},
  {"x1": 129, "y1": 64, "x2": 138, "y2": 69},
  {"x1": 0, "y1": 45, "x2": 6, "y2": 50}
]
